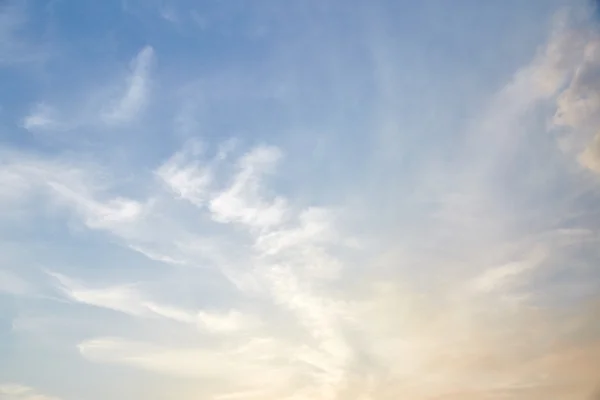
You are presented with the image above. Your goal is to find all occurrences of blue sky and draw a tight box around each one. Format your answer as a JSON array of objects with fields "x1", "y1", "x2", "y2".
[{"x1": 2, "y1": 0, "x2": 600, "y2": 399}]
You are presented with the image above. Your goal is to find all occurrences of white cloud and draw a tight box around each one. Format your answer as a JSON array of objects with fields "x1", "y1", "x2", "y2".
[
  {"x1": 157, "y1": 142, "x2": 289, "y2": 229},
  {"x1": 159, "y1": 6, "x2": 179, "y2": 24},
  {"x1": 0, "y1": 384, "x2": 61, "y2": 400},
  {"x1": 47, "y1": 181, "x2": 143, "y2": 229},
  {"x1": 4, "y1": 6, "x2": 600, "y2": 399},
  {"x1": 259, "y1": 264, "x2": 352, "y2": 397},
  {"x1": 15, "y1": 135, "x2": 361, "y2": 397},
  {"x1": 0, "y1": 155, "x2": 111, "y2": 215},
  {"x1": 196, "y1": 309, "x2": 260, "y2": 334},
  {"x1": 21, "y1": 104, "x2": 60, "y2": 132},
  {"x1": 254, "y1": 207, "x2": 345, "y2": 280},
  {"x1": 209, "y1": 145, "x2": 288, "y2": 228},
  {"x1": 0, "y1": 152, "x2": 160, "y2": 255},
  {"x1": 142, "y1": 302, "x2": 196, "y2": 324},
  {"x1": 102, "y1": 45, "x2": 155, "y2": 123},
  {"x1": 156, "y1": 140, "x2": 212, "y2": 207},
  {"x1": 50, "y1": 272, "x2": 146, "y2": 316},
  {"x1": 0, "y1": 270, "x2": 32, "y2": 296},
  {"x1": 470, "y1": 246, "x2": 547, "y2": 293},
  {"x1": 255, "y1": 208, "x2": 337, "y2": 256},
  {"x1": 548, "y1": 21, "x2": 600, "y2": 175},
  {"x1": 580, "y1": 133, "x2": 600, "y2": 173},
  {"x1": 0, "y1": 160, "x2": 36, "y2": 205},
  {"x1": 127, "y1": 245, "x2": 187, "y2": 265},
  {"x1": 18, "y1": 46, "x2": 155, "y2": 133},
  {"x1": 49, "y1": 272, "x2": 263, "y2": 334},
  {"x1": 49, "y1": 272, "x2": 196, "y2": 323},
  {"x1": 78, "y1": 337, "x2": 297, "y2": 392},
  {"x1": 0, "y1": 148, "x2": 219, "y2": 269}
]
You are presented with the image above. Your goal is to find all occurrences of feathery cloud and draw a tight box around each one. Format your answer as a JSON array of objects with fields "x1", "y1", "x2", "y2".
[
  {"x1": 209, "y1": 145, "x2": 288, "y2": 229},
  {"x1": 101, "y1": 46, "x2": 155, "y2": 124},
  {"x1": 0, "y1": 384, "x2": 61, "y2": 400},
  {"x1": 0, "y1": 270, "x2": 32, "y2": 296},
  {"x1": 2, "y1": 2, "x2": 600, "y2": 400}
]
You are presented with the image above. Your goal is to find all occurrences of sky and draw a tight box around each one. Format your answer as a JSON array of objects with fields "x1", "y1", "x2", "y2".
[{"x1": 1, "y1": 0, "x2": 600, "y2": 399}]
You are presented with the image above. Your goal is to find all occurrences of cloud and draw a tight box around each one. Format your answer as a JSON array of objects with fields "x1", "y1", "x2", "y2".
[
  {"x1": 549, "y1": 17, "x2": 600, "y2": 175},
  {"x1": 0, "y1": 384, "x2": 61, "y2": 400},
  {"x1": 78, "y1": 336, "x2": 298, "y2": 394},
  {"x1": 126, "y1": 245, "x2": 187, "y2": 265},
  {"x1": 209, "y1": 145, "x2": 288, "y2": 228},
  {"x1": 0, "y1": 269, "x2": 33, "y2": 296},
  {"x1": 157, "y1": 141, "x2": 289, "y2": 228},
  {"x1": 20, "y1": 46, "x2": 155, "y2": 134},
  {"x1": 21, "y1": 104, "x2": 60, "y2": 132},
  {"x1": 16, "y1": 136, "x2": 361, "y2": 397},
  {"x1": 0, "y1": 153, "x2": 145, "y2": 231},
  {"x1": 156, "y1": 140, "x2": 212, "y2": 207},
  {"x1": 101, "y1": 46, "x2": 155, "y2": 124},
  {"x1": 157, "y1": 146, "x2": 360, "y2": 395},
  {"x1": 4, "y1": 3, "x2": 600, "y2": 400},
  {"x1": 469, "y1": 246, "x2": 547, "y2": 294},
  {"x1": 0, "y1": 152, "x2": 183, "y2": 271},
  {"x1": 259, "y1": 264, "x2": 352, "y2": 398},
  {"x1": 580, "y1": 133, "x2": 600, "y2": 173},
  {"x1": 49, "y1": 272, "x2": 195, "y2": 323},
  {"x1": 196, "y1": 309, "x2": 260, "y2": 333},
  {"x1": 46, "y1": 182, "x2": 143, "y2": 229},
  {"x1": 255, "y1": 207, "x2": 338, "y2": 255},
  {"x1": 50, "y1": 272, "x2": 262, "y2": 335},
  {"x1": 0, "y1": 142, "x2": 292, "y2": 273}
]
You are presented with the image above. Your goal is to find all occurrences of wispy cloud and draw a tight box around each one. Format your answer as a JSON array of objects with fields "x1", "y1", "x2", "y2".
[
  {"x1": 78, "y1": 337, "x2": 297, "y2": 390},
  {"x1": 156, "y1": 140, "x2": 212, "y2": 207},
  {"x1": 0, "y1": 269, "x2": 33, "y2": 296},
  {"x1": 49, "y1": 271, "x2": 264, "y2": 335},
  {"x1": 0, "y1": 384, "x2": 61, "y2": 400},
  {"x1": 3, "y1": 1, "x2": 600, "y2": 400},
  {"x1": 469, "y1": 246, "x2": 547, "y2": 294},
  {"x1": 101, "y1": 46, "x2": 155, "y2": 124},
  {"x1": 21, "y1": 103, "x2": 60, "y2": 132},
  {"x1": 196, "y1": 309, "x2": 260, "y2": 333},
  {"x1": 20, "y1": 45, "x2": 155, "y2": 135},
  {"x1": 0, "y1": 152, "x2": 144, "y2": 229},
  {"x1": 550, "y1": 24, "x2": 600, "y2": 175},
  {"x1": 49, "y1": 271, "x2": 201, "y2": 322},
  {"x1": 209, "y1": 145, "x2": 288, "y2": 229}
]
